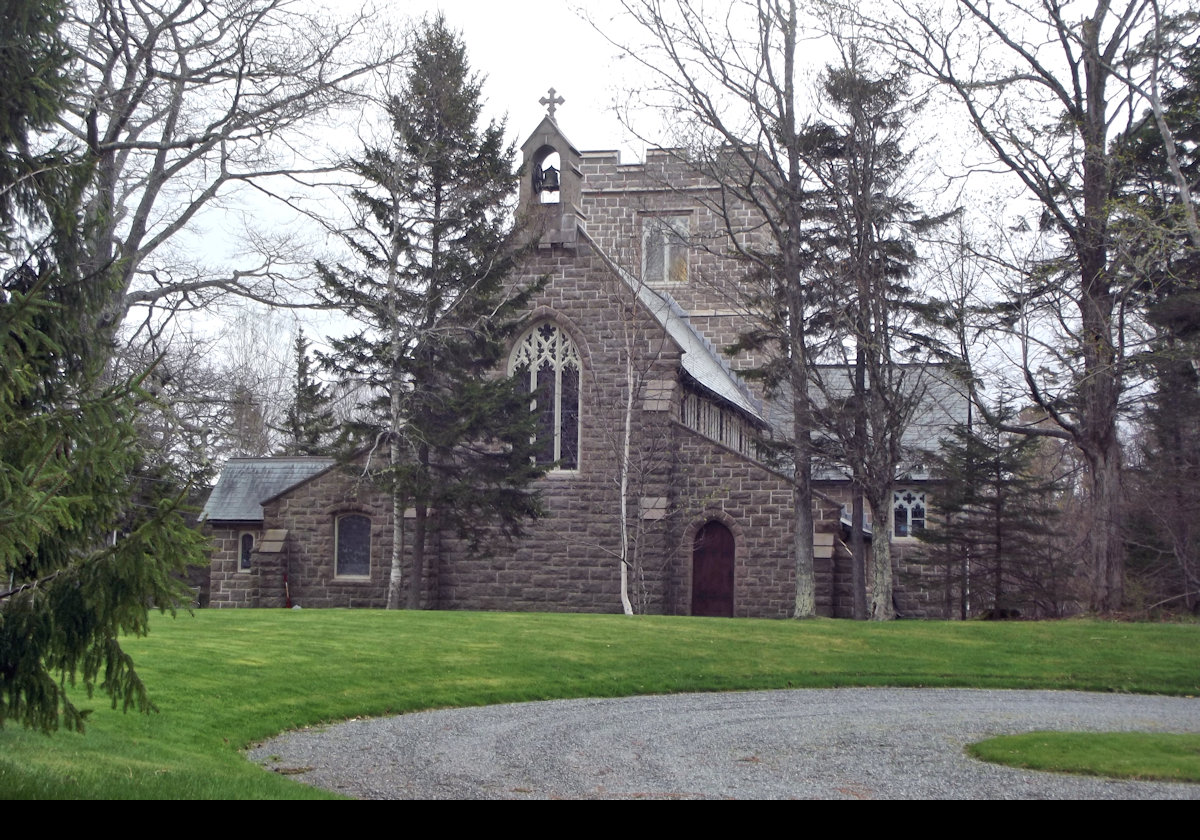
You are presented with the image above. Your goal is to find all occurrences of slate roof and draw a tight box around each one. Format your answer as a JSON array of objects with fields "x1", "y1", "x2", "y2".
[
  {"x1": 766, "y1": 365, "x2": 970, "y2": 481},
  {"x1": 200, "y1": 457, "x2": 336, "y2": 523},
  {"x1": 583, "y1": 230, "x2": 765, "y2": 422}
]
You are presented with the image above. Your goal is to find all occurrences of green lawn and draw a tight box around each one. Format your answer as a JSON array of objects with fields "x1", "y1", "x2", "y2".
[
  {"x1": 1, "y1": 611, "x2": 1196, "y2": 799},
  {"x1": 969, "y1": 732, "x2": 1200, "y2": 783}
]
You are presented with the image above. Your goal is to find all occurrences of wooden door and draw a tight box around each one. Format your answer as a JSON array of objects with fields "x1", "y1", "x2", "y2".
[{"x1": 692, "y1": 521, "x2": 734, "y2": 617}]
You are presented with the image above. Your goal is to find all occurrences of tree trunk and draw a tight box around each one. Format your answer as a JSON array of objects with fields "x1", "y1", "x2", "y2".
[
  {"x1": 619, "y1": 346, "x2": 635, "y2": 616},
  {"x1": 1076, "y1": 13, "x2": 1124, "y2": 613},
  {"x1": 407, "y1": 441, "x2": 430, "y2": 610},
  {"x1": 851, "y1": 489, "x2": 866, "y2": 619},
  {"x1": 793, "y1": 478, "x2": 816, "y2": 617},
  {"x1": 789, "y1": 288, "x2": 817, "y2": 619},
  {"x1": 868, "y1": 495, "x2": 895, "y2": 620},
  {"x1": 1083, "y1": 442, "x2": 1124, "y2": 612},
  {"x1": 387, "y1": 485, "x2": 404, "y2": 610},
  {"x1": 385, "y1": 191, "x2": 405, "y2": 610},
  {"x1": 851, "y1": 341, "x2": 868, "y2": 620},
  {"x1": 781, "y1": 5, "x2": 816, "y2": 619},
  {"x1": 408, "y1": 504, "x2": 426, "y2": 610}
]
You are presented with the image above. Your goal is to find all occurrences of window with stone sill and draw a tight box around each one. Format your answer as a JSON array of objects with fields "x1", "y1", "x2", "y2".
[
  {"x1": 893, "y1": 488, "x2": 927, "y2": 539},
  {"x1": 508, "y1": 322, "x2": 581, "y2": 470},
  {"x1": 335, "y1": 513, "x2": 371, "y2": 578},
  {"x1": 238, "y1": 531, "x2": 255, "y2": 572},
  {"x1": 642, "y1": 215, "x2": 689, "y2": 285}
]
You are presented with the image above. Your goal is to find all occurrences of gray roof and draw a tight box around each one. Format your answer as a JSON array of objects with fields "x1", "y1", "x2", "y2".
[
  {"x1": 200, "y1": 457, "x2": 336, "y2": 522},
  {"x1": 766, "y1": 365, "x2": 970, "y2": 481},
  {"x1": 582, "y1": 230, "x2": 765, "y2": 421}
]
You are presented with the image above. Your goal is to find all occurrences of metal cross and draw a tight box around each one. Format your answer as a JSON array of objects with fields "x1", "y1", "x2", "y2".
[{"x1": 539, "y1": 87, "x2": 565, "y2": 118}]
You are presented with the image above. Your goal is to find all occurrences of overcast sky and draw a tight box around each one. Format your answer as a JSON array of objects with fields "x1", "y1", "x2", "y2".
[{"x1": 408, "y1": 1, "x2": 644, "y2": 160}]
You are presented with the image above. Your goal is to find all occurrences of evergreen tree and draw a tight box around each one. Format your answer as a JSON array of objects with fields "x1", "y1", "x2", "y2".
[
  {"x1": 1113, "y1": 16, "x2": 1200, "y2": 614},
  {"x1": 278, "y1": 329, "x2": 336, "y2": 456},
  {"x1": 915, "y1": 413, "x2": 1070, "y2": 619},
  {"x1": 784, "y1": 50, "x2": 952, "y2": 619},
  {"x1": 809, "y1": 55, "x2": 949, "y2": 621},
  {"x1": 1, "y1": 0, "x2": 206, "y2": 732},
  {"x1": 319, "y1": 15, "x2": 544, "y2": 609}
]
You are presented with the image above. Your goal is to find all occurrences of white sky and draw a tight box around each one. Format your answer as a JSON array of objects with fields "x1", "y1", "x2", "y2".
[
  {"x1": 215, "y1": 2, "x2": 657, "y2": 353},
  {"x1": 210, "y1": 0, "x2": 1043, "y2": 402},
  {"x1": 407, "y1": 1, "x2": 644, "y2": 160}
]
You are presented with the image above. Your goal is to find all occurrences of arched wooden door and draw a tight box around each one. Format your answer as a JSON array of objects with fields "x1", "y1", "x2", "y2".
[{"x1": 692, "y1": 521, "x2": 735, "y2": 617}]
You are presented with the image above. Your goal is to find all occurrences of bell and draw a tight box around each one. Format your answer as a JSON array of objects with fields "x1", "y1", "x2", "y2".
[{"x1": 537, "y1": 164, "x2": 560, "y2": 193}]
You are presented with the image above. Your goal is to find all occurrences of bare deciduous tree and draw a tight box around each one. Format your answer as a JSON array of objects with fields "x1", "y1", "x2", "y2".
[
  {"x1": 63, "y1": 0, "x2": 406, "y2": 340},
  {"x1": 120, "y1": 307, "x2": 294, "y2": 485},
  {"x1": 605, "y1": 1, "x2": 957, "y2": 618},
  {"x1": 857, "y1": 0, "x2": 1176, "y2": 612}
]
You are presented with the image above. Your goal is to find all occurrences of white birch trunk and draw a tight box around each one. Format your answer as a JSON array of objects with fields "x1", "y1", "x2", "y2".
[
  {"x1": 385, "y1": 196, "x2": 404, "y2": 610},
  {"x1": 619, "y1": 347, "x2": 635, "y2": 616}
]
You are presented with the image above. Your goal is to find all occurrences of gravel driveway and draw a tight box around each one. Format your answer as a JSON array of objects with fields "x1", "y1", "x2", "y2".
[{"x1": 248, "y1": 688, "x2": 1200, "y2": 799}]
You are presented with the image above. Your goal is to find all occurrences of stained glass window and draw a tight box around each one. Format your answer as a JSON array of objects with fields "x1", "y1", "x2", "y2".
[{"x1": 509, "y1": 323, "x2": 582, "y2": 469}]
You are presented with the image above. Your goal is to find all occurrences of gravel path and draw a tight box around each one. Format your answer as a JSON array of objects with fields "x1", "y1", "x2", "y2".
[{"x1": 247, "y1": 689, "x2": 1200, "y2": 799}]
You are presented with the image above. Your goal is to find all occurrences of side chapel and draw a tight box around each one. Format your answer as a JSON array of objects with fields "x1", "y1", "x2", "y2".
[{"x1": 203, "y1": 98, "x2": 966, "y2": 617}]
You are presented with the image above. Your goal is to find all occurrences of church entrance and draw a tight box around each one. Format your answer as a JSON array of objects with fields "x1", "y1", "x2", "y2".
[{"x1": 691, "y1": 521, "x2": 735, "y2": 617}]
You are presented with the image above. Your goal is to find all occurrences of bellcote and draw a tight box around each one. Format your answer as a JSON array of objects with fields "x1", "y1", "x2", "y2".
[{"x1": 519, "y1": 97, "x2": 585, "y2": 247}]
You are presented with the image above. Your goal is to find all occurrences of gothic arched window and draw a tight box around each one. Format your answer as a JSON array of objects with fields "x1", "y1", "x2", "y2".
[
  {"x1": 509, "y1": 323, "x2": 581, "y2": 469},
  {"x1": 893, "y1": 488, "x2": 927, "y2": 538}
]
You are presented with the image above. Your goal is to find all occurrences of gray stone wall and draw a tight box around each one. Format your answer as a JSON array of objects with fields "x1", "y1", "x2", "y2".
[
  {"x1": 815, "y1": 483, "x2": 946, "y2": 618},
  {"x1": 436, "y1": 243, "x2": 683, "y2": 613},
  {"x1": 208, "y1": 524, "x2": 259, "y2": 608},
  {"x1": 262, "y1": 464, "x2": 395, "y2": 609},
  {"x1": 666, "y1": 421, "x2": 849, "y2": 618},
  {"x1": 578, "y1": 149, "x2": 771, "y2": 375}
]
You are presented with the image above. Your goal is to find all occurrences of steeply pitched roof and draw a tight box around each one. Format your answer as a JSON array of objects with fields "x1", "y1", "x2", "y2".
[
  {"x1": 582, "y1": 230, "x2": 765, "y2": 422},
  {"x1": 200, "y1": 457, "x2": 336, "y2": 523}
]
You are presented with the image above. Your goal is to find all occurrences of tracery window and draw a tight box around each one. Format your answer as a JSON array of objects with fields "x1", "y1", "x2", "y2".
[
  {"x1": 509, "y1": 323, "x2": 581, "y2": 469},
  {"x1": 335, "y1": 514, "x2": 371, "y2": 578},
  {"x1": 893, "y1": 489, "x2": 927, "y2": 538}
]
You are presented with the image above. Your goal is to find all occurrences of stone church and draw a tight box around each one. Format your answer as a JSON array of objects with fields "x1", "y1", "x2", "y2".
[{"x1": 203, "y1": 105, "x2": 965, "y2": 617}]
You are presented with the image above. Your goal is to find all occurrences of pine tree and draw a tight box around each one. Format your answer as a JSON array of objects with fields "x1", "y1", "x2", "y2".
[
  {"x1": 319, "y1": 15, "x2": 544, "y2": 609},
  {"x1": 278, "y1": 329, "x2": 336, "y2": 456},
  {"x1": 915, "y1": 414, "x2": 1070, "y2": 619},
  {"x1": 799, "y1": 51, "x2": 951, "y2": 619},
  {"x1": 807, "y1": 55, "x2": 944, "y2": 621},
  {"x1": 1, "y1": 0, "x2": 206, "y2": 732},
  {"x1": 1114, "y1": 18, "x2": 1200, "y2": 614}
]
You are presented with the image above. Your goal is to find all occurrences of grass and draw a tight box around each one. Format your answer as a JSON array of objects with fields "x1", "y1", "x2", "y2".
[
  {"x1": 968, "y1": 732, "x2": 1200, "y2": 783},
  {"x1": 0, "y1": 610, "x2": 1197, "y2": 798}
]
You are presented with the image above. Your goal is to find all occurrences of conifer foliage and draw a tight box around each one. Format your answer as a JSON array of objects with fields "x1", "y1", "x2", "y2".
[
  {"x1": 1116, "y1": 20, "x2": 1200, "y2": 614},
  {"x1": 916, "y1": 417, "x2": 1071, "y2": 619},
  {"x1": 278, "y1": 329, "x2": 336, "y2": 456},
  {"x1": 319, "y1": 16, "x2": 544, "y2": 609},
  {"x1": 1, "y1": 0, "x2": 206, "y2": 732}
]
